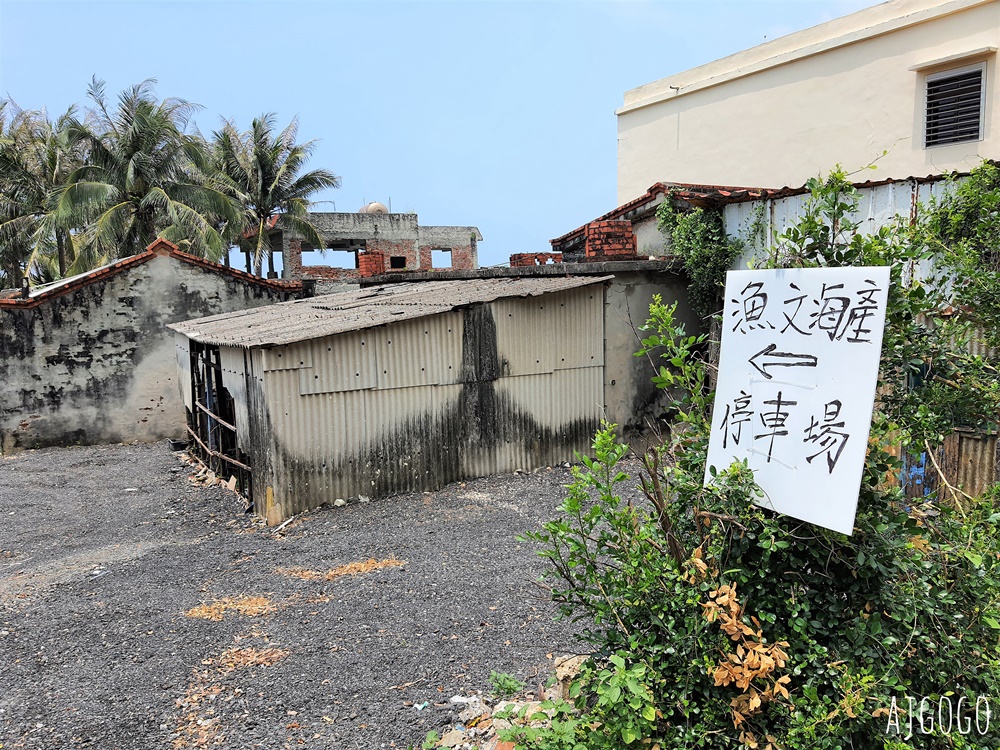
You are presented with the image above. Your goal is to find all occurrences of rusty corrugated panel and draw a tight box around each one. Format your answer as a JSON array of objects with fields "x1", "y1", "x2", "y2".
[
  {"x1": 938, "y1": 430, "x2": 999, "y2": 500},
  {"x1": 168, "y1": 276, "x2": 612, "y2": 348},
  {"x1": 965, "y1": 324, "x2": 999, "y2": 359}
]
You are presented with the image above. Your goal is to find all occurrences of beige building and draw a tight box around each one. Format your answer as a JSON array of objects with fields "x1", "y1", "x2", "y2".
[{"x1": 617, "y1": 0, "x2": 1000, "y2": 202}]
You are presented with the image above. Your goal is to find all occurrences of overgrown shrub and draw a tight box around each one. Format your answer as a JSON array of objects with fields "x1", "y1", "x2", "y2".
[
  {"x1": 657, "y1": 198, "x2": 744, "y2": 321},
  {"x1": 511, "y1": 166, "x2": 1000, "y2": 750},
  {"x1": 920, "y1": 161, "x2": 1000, "y2": 349}
]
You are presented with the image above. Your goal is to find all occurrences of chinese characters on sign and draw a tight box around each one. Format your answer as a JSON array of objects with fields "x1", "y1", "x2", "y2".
[{"x1": 705, "y1": 267, "x2": 890, "y2": 535}]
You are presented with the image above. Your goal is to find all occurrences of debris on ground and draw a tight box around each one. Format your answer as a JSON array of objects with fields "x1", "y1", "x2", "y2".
[
  {"x1": 275, "y1": 558, "x2": 406, "y2": 582},
  {"x1": 419, "y1": 664, "x2": 588, "y2": 750}
]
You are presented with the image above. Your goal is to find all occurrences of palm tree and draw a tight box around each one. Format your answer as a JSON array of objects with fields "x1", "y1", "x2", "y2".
[
  {"x1": 0, "y1": 102, "x2": 84, "y2": 287},
  {"x1": 212, "y1": 113, "x2": 340, "y2": 277},
  {"x1": 52, "y1": 78, "x2": 240, "y2": 263}
]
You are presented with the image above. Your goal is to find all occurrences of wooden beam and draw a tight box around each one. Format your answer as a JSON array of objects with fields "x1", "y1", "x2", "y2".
[
  {"x1": 194, "y1": 401, "x2": 236, "y2": 432},
  {"x1": 185, "y1": 426, "x2": 251, "y2": 472}
]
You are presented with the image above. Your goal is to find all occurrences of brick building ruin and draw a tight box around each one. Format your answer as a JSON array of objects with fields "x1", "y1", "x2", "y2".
[{"x1": 269, "y1": 206, "x2": 482, "y2": 292}]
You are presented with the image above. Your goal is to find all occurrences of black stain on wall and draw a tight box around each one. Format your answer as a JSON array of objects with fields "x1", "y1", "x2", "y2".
[
  {"x1": 1, "y1": 260, "x2": 298, "y2": 451},
  {"x1": 261, "y1": 302, "x2": 600, "y2": 516}
]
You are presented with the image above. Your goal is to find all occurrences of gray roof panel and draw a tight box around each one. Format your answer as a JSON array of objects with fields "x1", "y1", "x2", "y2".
[{"x1": 168, "y1": 276, "x2": 612, "y2": 348}]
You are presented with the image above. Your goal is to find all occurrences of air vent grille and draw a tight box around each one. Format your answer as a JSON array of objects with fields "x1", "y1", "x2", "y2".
[{"x1": 925, "y1": 66, "x2": 984, "y2": 147}]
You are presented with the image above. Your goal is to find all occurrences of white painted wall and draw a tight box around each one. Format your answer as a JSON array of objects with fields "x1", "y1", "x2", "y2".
[{"x1": 617, "y1": 0, "x2": 1000, "y2": 203}]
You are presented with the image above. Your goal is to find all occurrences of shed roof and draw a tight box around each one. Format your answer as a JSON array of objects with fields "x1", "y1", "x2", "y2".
[{"x1": 169, "y1": 275, "x2": 612, "y2": 348}]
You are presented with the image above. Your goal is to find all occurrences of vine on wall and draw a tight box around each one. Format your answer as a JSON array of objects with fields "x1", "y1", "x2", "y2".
[{"x1": 656, "y1": 196, "x2": 744, "y2": 321}]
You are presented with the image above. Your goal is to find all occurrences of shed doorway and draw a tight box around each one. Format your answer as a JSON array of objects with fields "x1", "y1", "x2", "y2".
[{"x1": 186, "y1": 341, "x2": 252, "y2": 498}]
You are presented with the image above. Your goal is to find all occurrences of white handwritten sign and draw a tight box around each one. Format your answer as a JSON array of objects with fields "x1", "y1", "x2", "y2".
[{"x1": 705, "y1": 266, "x2": 890, "y2": 535}]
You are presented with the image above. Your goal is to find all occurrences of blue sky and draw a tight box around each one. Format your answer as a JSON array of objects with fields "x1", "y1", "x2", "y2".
[{"x1": 0, "y1": 0, "x2": 881, "y2": 270}]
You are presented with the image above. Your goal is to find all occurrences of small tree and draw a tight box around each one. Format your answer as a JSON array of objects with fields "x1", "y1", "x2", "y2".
[
  {"x1": 0, "y1": 103, "x2": 82, "y2": 285},
  {"x1": 52, "y1": 78, "x2": 240, "y2": 264}
]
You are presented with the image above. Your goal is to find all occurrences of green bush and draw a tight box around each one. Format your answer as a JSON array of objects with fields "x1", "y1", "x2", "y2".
[
  {"x1": 657, "y1": 198, "x2": 744, "y2": 321},
  {"x1": 513, "y1": 166, "x2": 1000, "y2": 750}
]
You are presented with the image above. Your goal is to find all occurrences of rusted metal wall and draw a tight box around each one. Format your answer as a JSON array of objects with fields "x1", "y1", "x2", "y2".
[
  {"x1": 940, "y1": 430, "x2": 999, "y2": 500},
  {"x1": 904, "y1": 430, "x2": 999, "y2": 501},
  {"x1": 231, "y1": 285, "x2": 606, "y2": 520}
]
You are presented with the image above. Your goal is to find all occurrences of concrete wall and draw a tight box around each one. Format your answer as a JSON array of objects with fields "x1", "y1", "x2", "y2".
[
  {"x1": 0, "y1": 254, "x2": 295, "y2": 452},
  {"x1": 617, "y1": 0, "x2": 999, "y2": 201},
  {"x1": 602, "y1": 270, "x2": 700, "y2": 437}
]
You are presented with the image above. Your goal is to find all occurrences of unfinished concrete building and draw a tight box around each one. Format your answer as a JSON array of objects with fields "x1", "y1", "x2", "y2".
[{"x1": 269, "y1": 206, "x2": 482, "y2": 291}]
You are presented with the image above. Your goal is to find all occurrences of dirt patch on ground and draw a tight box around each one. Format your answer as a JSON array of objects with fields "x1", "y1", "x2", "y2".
[{"x1": 0, "y1": 442, "x2": 616, "y2": 749}]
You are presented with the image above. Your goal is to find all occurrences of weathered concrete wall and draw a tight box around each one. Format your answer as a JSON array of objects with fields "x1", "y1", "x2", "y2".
[
  {"x1": 602, "y1": 271, "x2": 700, "y2": 436},
  {"x1": 309, "y1": 212, "x2": 420, "y2": 240},
  {"x1": 0, "y1": 254, "x2": 295, "y2": 452}
]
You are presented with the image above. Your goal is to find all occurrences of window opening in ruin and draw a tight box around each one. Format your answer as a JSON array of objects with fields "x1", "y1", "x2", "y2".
[
  {"x1": 390, "y1": 256, "x2": 407, "y2": 269},
  {"x1": 302, "y1": 248, "x2": 358, "y2": 269},
  {"x1": 431, "y1": 249, "x2": 452, "y2": 269}
]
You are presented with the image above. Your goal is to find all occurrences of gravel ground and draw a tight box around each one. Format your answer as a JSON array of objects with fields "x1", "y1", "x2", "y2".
[{"x1": 0, "y1": 442, "x2": 621, "y2": 750}]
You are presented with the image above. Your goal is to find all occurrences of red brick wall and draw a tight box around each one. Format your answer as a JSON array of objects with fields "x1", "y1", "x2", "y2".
[
  {"x1": 510, "y1": 252, "x2": 563, "y2": 267},
  {"x1": 286, "y1": 236, "x2": 476, "y2": 278},
  {"x1": 358, "y1": 251, "x2": 387, "y2": 277},
  {"x1": 285, "y1": 239, "x2": 364, "y2": 280},
  {"x1": 419, "y1": 244, "x2": 476, "y2": 271},
  {"x1": 369, "y1": 239, "x2": 418, "y2": 270},
  {"x1": 583, "y1": 221, "x2": 636, "y2": 260},
  {"x1": 449, "y1": 244, "x2": 476, "y2": 270},
  {"x1": 285, "y1": 240, "x2": 305, "y2": 277}
]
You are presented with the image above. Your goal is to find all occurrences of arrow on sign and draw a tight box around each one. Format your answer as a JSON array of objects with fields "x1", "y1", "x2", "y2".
[{"x1": 749, "y1": 343, "x2": 818, "y2": 379}]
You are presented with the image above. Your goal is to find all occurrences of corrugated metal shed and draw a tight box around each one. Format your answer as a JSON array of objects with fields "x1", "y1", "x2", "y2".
[
  {"x1": 168, "y1": 276, "x2": 611, "y2": 348},
  {"x1": 174, "y1": 277, "x2": 612, "y2": 523}
]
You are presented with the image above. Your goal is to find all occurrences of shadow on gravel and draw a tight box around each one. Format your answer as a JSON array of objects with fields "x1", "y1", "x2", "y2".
[{"x1": 0, "y1": 442, "x2": 595, "y2": 750}]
